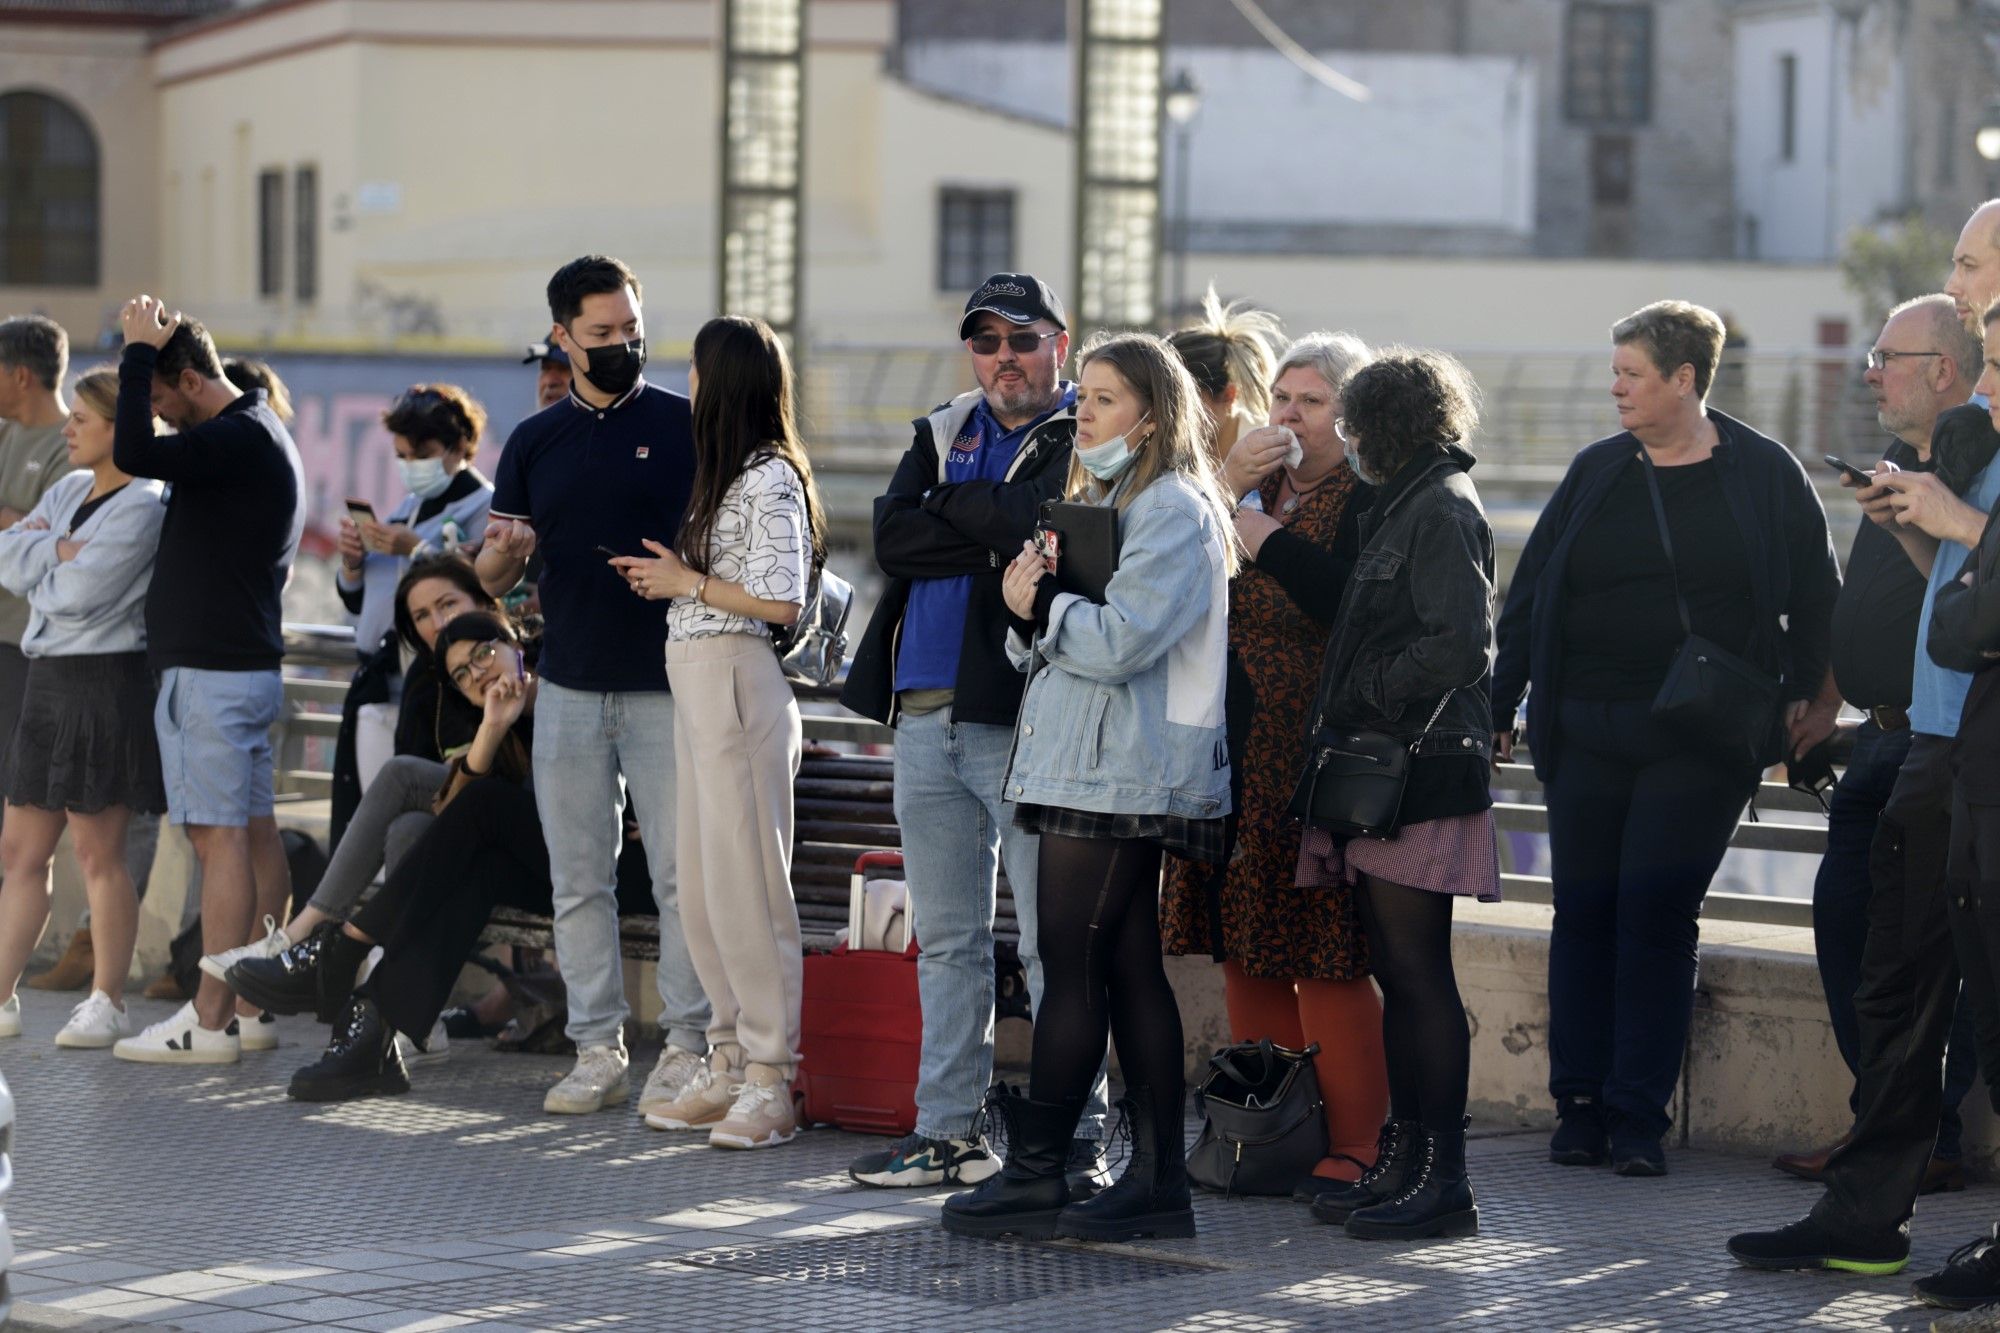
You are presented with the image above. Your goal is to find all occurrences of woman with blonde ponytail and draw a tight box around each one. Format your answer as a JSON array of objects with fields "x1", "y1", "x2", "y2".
[{"x1": 1167, "y1": 284, "x2": 1285, "y2": 461}]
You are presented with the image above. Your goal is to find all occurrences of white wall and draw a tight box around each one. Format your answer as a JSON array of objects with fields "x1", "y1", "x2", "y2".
[
  {"x1": 1732, "y1": 5, "x2": 1909, "y2": 262},
  {"x1": 899, "y1": 40, "x2": 1537, "y2": 237}
]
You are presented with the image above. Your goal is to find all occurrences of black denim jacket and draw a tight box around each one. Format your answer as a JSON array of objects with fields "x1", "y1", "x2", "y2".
[{"x1": 1306, "y1": 445, "x2": 1497, "y2": 822}]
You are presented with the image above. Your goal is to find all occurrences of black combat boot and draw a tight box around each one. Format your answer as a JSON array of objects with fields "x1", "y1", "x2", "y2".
[
  {"x1": 287, "y1": 993, "x2": 410, "y2": 1102},
  {"x1": 1344, "y1": 1120, "x2": 1479, "y2": 1240},
  {"x1": 940, "y1": 1086, "x2": 1081, "y2": 1240},
  {"x1": 228, "y1": 922, "x2": 369, "y2": 1022},
  {"x1": 1056, "y1": 1088, "x2": 1195, "y2": 1241},
  {"x1": 1307, "y1": 1120, "x2": 1419, "y2": 1223}
]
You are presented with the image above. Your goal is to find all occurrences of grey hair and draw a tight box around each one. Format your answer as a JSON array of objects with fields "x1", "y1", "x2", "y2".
[
  {"x1": 1273, "y1": 331, "x2": 1373, "y2": 398},
  {"x1": 1887, "y1": 293, "x2": 1982, "y2": 387},
  {"x1": 0, "y1": 315, "x2": 68, "y2": 391}
]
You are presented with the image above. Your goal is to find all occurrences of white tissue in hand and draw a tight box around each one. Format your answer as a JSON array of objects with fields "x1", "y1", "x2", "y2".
[{"x1": 1278, "y1": 427, "x2": 1304, "y2": 470}]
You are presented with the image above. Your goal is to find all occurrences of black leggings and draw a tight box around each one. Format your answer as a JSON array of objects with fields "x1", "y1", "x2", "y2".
[
  {"x1": 1353, "y1": 873, "x2": 1468, "y2": 1134},
  {"x1": 1030, "y1": 833, "x2": 1182, "y2": 1134}
]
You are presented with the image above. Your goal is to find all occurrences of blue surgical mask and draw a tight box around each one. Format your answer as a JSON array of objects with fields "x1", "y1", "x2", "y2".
[
  {"x1": 398, "y1": 455, "x2": 452, "y2": 500},
  {"x1": 1344, "y1": 439, "x2": 1381, "y2": 487},
  {"x1": 1076, "y1": 416, "x2": 1150, "y2": 482}
]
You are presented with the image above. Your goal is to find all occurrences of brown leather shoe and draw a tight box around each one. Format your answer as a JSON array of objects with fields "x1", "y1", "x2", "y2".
[
  {"x1": 143, "y1": 970, "x2": 189, "y2": 1001},
  {"x1": 1921, "y1": 1155, "x2": 1969, "y2": 1195},
  {"x1": 1772, "y1": 1135, "x2": 1850, "y2": 1182},
  {"x1": 23, "y1": 926, "x2": 93, "y2": 992}
]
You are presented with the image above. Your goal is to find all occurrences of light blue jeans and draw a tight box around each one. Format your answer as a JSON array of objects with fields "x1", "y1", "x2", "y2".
[
  {"x1": 893, "y1": 705, "x2": 1105, "y2": 1141},
  {"x1": 532, "y1": 681, "x2": 709, "y2": 1052}
]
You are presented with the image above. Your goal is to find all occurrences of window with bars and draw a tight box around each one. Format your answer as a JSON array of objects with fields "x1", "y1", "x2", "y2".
[
  {"x1": 294, "y1": 166, "x2": 318, "y2": 303},
  {"x1": 1564, "y1": 2, "x2": 1653, "y2": 126},
  {"x1": 257, "y1": 169, "x2": 284, "y2": 298},
  {"x1": 0, "y1": 92, "x2": 100, "y2": 287},
  {"x1": 938, "y1": 188, "x2": 1016, "y2": 293}
]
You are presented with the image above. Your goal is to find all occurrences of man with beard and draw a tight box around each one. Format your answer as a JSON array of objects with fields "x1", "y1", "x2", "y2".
[
  {"x1": 841, "y1": 274, "x2": 1106, "y2": 1190},
  {"x1": 477, "y1": 255, "x2": 709, "y2": 1120},
  {"x1": 108, "y1": 299, "x2": 302, "y2": 1064},
  {"x1": 524, "y1": 337, "x2": 571, "y2": 412}
]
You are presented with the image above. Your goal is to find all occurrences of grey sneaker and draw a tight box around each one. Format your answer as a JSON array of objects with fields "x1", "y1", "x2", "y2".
[
  {"x1": 637, "y1": 1046, "x2": 706, "y2": 1119},
  {"x1": 544, "y1": 1043, "x2": 630, "y2": 1114}
]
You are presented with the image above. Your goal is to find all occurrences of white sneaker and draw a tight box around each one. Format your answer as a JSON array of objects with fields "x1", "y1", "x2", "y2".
[
  {"x1": 199, "y1": 914, "x2": 291, "y2": 982},
  {"x1": 231, "y1": 1011, "x2": 280, "y2": 1052},
  {"x1": 112, "y1": 1000, "x2": 240, "y2": 1064},
  {"x1": 55, "y1": 990, "x2": 131, "y2": 1048},
  {"x1": 0, "y1": 992, "x2": 19, "y2": 1038},
  {"x1": 637, "y1": 1045, "x2": 706, "y2": 1119},
  {"x1": 394, "y1": 1019, "x2": 450, "y2": 1068},
  {"x1": 544, "y1": 1043, "x2": 630, "y2": 1114}
]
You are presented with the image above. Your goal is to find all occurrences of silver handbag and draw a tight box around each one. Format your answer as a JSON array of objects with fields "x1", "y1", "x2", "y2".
[{"x1": 772, "y1": 562, "x2": 852, "y2": 688}]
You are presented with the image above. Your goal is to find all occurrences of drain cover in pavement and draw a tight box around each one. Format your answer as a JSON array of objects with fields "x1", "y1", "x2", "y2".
[{"x1": 680, "y1": 1230, "x2": 1202, "y2": 1306}]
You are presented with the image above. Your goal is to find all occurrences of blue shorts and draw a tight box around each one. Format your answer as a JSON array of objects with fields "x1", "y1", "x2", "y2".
[{"x1": 154, "y1": 666, "x2": 281, "y2": 827}]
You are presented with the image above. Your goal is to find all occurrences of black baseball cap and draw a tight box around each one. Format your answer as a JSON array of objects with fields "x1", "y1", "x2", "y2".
[
  {"x1": 523, "y1": 339, "x2": 569, "y2": 367},
  {"x1": 958, "y1": 273, "x2": 1067, "y2": 341}
]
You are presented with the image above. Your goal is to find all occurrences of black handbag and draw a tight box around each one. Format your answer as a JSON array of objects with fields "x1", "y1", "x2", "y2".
[
  {"x1": 1638, "y1": 454, "x2": 1781, "y2": 771},
  {"x1": 1186, "y1": 1039, "x2": 1328, "y2": 1196},
  {"x1": 766, "y1": 456, "x2": 853, "y2": 689},
  {"x1": 1287, "y1": 692, "x2": 1454, "y2": 839}
]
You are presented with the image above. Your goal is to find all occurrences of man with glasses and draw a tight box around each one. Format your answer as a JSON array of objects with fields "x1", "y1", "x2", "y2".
[
  {"x1": 841, "y1": 273, "x2": 1106, "y2": 1189},
  {"x1": 1766, "y1": 295, "x2": 1981, "y2": 1193}
]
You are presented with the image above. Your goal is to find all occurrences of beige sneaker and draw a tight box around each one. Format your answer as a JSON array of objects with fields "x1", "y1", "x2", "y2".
[
  {"x1": 709, "y1": 1065, "x2": 798, "y2": 1150},
  {"x1": 543, "y1": 1042, "x2": 630, "y2": 1114},
  {"x1": 637, "y1": 1045, "x2": 706, "y2": 1119},
  {"x1": 642, "y1": 1055, "x2": 738, "y2": 1130}
]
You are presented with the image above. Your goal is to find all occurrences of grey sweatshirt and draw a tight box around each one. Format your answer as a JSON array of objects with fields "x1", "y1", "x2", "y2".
[{"x1": 0, "y1": 472, "x2": 167, "y2": 658}]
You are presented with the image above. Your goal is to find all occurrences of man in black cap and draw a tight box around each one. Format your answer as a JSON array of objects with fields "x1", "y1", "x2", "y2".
[
  {"x1": 841, "y1": 273, "x2": 1107, "y2": 1190},
  {"x1": 524, "y1": 339, "x2": 570, "y2": 411}
]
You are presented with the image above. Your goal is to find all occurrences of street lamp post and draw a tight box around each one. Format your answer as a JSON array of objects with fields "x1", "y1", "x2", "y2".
[
  {"x1": 1978, "y1": 98, "x2": 2000, "y2": 198},
  {"x1": 1163, "y1": 69, "x2": 1201, "y2": 323}
]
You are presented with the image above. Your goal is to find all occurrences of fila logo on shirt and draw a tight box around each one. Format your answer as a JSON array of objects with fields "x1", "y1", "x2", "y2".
[
  {"x1": 947, "y1": 429, "x2": 981, "y2": 467},
  {"x1": 635, "y1": 447, "x2": 650, "y2": 459}
]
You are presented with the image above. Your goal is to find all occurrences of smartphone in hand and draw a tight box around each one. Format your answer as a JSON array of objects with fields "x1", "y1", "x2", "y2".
[{"x1": 1823, "y1": 455, "x2": 1875, "y2": 487}]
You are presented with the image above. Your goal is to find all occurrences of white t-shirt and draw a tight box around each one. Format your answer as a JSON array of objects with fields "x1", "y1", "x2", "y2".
[{"x1": 667, "y1": 453, "x2": 810, "y2": 641}]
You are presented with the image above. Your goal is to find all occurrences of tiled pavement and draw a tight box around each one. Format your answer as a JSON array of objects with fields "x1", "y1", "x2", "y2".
[{"x1": 1, "y1": 996, "x2": 1993, "y2": 1332}]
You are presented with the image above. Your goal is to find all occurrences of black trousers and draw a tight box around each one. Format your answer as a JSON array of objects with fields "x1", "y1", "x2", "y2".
[
  {"x1": 1544, "y1": 698, "x2": 1760, "y2": 1138},
  {"x1": 356, "y1": 778, "x2": 551, "y2": 1042},
  {"x1": 1814, "y1": 734, "x2": 1968, "y2": 1238},
  {"x1": 1946, "y1": 789, "x2": 2000, "y2": 1113}
]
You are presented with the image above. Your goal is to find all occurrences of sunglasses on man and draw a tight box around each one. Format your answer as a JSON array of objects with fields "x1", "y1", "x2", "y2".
[{"x1": 965, "y1": 331, "x2": 1062, "y2": 356}]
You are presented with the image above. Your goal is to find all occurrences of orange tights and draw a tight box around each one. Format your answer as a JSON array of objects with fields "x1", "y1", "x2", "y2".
[{"x1": 1222, "y1": 959, "x2": 1390, "y2": 1182}]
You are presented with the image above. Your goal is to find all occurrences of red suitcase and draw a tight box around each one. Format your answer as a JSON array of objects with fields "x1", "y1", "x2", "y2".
[{"x1": 796, "y1": 851, "x2": 923, "y2": 1136}]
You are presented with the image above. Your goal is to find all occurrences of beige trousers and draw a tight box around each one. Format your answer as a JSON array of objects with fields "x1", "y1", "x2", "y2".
[{"x1": 664, "y1": 633, "x2": 804, "y2": 1074}]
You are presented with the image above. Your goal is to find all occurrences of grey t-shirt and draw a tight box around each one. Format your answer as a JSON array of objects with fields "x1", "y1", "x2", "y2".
[{"x1": 0, "y1": 419, "x2": 76, "y2": 647}]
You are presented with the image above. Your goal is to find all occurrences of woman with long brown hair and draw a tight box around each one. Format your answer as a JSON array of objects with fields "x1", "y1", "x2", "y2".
[{"x1": 612, "y1": 314, "x2": 824, "y2": 1151}]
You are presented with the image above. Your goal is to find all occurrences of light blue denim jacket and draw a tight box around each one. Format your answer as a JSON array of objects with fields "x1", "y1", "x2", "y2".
[{"x1": 1001, "y1": 472, "x2": 1232, "y2": 820}]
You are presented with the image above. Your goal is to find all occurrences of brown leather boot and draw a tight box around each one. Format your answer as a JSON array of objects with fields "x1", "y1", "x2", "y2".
[
  {"x1": 1922, "y1": 1155, "x2": 1969, "y2": 1195},
  {"x1": 1771, "y1": 1135, "x2": 1850, "y2": 1182},
  {"x1": 23, "y1": 927, "x2": 93, "y2": 992},
  {"x1": 143, "y1": 970, "x2": 189, "y2": 1001}
]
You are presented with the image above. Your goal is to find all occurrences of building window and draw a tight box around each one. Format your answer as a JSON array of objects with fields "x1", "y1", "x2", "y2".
[
  {"x1": 0, "y1": 91, "x2": 100, "y2": 287},
  {"x1": 1564, "y1": 3, "x2": 1652, "y2": 126},
  {"x1": 938, "y1": 188, "x2": 1016, "y2": 293},
  {"x1": 294, "y1": 166, "x2": 318, "y2": 303},
  {"x1": 1778, "y1": 54, "x2": 1798, "y2": 163},
  {"x1": 257, "y1": 169, "x2": 284, "y2": 298}
]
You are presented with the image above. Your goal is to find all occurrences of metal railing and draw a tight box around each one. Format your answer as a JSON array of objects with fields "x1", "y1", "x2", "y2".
[{"x1": 277, "y1": 621, "x2": 1826, "y2": 930}]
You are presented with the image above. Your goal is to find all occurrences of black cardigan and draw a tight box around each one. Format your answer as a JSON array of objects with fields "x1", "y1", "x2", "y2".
[{"x1": 1492, "y1": 410, "x2": 1839, "y2": 779}]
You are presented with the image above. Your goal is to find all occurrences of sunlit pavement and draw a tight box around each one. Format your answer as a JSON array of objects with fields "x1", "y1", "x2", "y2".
[{"x1": 0, "y1": 996, "x2": 1986, "y2": 1332}]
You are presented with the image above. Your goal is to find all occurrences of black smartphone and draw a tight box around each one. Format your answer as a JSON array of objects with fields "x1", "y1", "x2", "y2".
[
  {"x1": 593, "y1": 544, "x2": 623, "y2": 560},
  {"x1": 1823, "y1": 454, "x2": 1874, "y2": 487}
]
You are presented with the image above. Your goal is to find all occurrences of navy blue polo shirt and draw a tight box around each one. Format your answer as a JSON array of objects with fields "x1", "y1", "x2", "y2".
[{"x1": 490, "y1": 379, "x2": 694, "y2": 693}]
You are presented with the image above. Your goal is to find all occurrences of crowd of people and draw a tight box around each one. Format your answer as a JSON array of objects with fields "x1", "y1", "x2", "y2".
[{"x1": 0, "y1": 195, "x2": 1997, "y2": 1300}]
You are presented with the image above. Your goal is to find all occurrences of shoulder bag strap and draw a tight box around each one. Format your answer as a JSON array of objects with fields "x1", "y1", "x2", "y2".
[{"x1": 1636, "y1": 450, "x2": 1695, "y2": 639}]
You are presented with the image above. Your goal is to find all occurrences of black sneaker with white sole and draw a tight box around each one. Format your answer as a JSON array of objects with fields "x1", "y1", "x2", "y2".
[
  {"x1": 1916, "y1": 1227, "x2": 2000, "y2": 1310},
  {"x1": 849, "y1": 1132, "x2": 1001, "y2": 1187}
]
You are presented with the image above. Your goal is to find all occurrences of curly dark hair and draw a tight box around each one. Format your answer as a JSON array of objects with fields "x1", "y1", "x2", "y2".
[
  {"x1": 382, "y1": 383, "x2": 487, "y2": 460},
  {"x1": 1338, "y1": 348, "x2": 1483, "y2": 482}
]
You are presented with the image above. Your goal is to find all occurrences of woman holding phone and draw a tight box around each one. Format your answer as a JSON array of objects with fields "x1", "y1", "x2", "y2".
[
  {"x1": 941, "y1": 331, "x2": 1238, "y2": 1243},
  {"x1": 611, "y1": 315, "x2": 823, "y2": 1152}
]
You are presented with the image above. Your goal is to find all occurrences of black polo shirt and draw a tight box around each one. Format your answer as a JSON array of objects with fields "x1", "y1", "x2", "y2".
[
  {"x1": 1829, "y1": 438, "x2": 1932, "y2": 710},
  {"x1": 490, "y1": 379, "x2": 694, "y2": 693}
]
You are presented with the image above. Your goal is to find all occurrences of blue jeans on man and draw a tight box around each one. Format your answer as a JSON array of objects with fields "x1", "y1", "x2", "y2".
[
  {"x1": 1812, "y1": 719, "x2": 1977, "y2": 1157},
  {"x1": 532, "y1": 681, "x2": 709, "y2": 1053},
  {"x1": 893, "y1": 706, "x2": 1106, "y2": 1141}
]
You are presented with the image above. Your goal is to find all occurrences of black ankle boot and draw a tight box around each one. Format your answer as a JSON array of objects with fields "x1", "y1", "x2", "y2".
[
  {"x1": 1308, "y1": 1120, "x2": 1419, "y2": 1224},
  {"x1": 230, "y1": 924, "x2": 348, "y2": 1016},
  {"x1": 1344, "y1": 1120, "x2": 1478, "y2": 1240},
  {"x1": 287, "y1": 993, "x2": 410, "y2": 1102},
  {"x1": 941, "y1": 1087, "x2": 1081, "y2": 1239},
  {"x1": 1066, "y1": 1136, "x2": 1111, "y2": 1200},
  {"x1": 1056, "y1": 1088, "x2": 1195, "y2": 1241}
]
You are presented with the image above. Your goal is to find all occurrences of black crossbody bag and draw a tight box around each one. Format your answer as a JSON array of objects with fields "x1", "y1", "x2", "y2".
[
  {"x1": 1639, "y1": 453, "x2": 1781, "y2": 771},
  {"x1": 1287, "y1": 690, "x2": 1454, "y2": 840}
]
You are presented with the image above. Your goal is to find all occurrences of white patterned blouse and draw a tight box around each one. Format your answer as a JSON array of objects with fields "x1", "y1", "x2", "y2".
[{"x1": 666, "y1": 453, "x2": 810, "y2": 641}]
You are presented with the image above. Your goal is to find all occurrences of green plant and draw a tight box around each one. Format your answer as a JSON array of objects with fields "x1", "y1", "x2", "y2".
[{"x1": 1840, "y1": 216, "x2": 1956, "y2": 324}]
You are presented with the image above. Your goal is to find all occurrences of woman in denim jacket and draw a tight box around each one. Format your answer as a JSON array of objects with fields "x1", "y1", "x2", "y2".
[
  {"x1": 941, "y1": 333, "x2": 1238, "y2": 1244},
  {"x1": 1294, "y1": 350, "x2": 1499, "y2": 1243}
]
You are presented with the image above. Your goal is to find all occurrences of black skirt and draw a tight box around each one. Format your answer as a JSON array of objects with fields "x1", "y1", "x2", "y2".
[
  {"x1": 1012, "y1": 801, "x2": 1229, "y2": 865},
  {"x1": 2, "y1": 652, "x2": 167, "y2": 815}
]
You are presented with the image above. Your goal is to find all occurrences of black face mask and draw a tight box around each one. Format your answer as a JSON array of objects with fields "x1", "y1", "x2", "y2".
[{"x1": 573, "y1": 335, "x2": 646, "y2": 397}]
